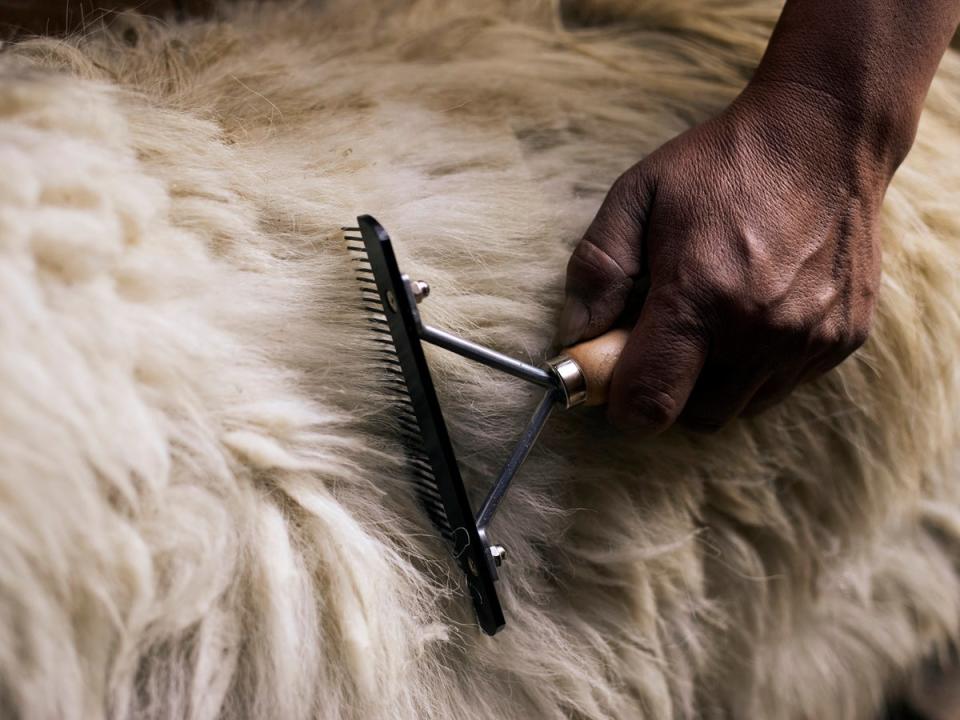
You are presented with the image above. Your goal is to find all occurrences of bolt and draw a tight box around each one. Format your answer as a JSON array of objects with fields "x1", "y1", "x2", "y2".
[
  {"x1": 411, "y1": 280, "x2": 430, "y2": 304},
  {"x1": 386, "y1": 289, "x2": 397, "y2": 312},
  {"x1": 489, "y1": 545, "x2": 507, "y2": 567}
]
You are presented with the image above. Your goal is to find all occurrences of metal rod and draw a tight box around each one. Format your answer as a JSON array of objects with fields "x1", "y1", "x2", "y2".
[
  {"x1": 476, "y1": 388, "x2": 557, "y2": 530},
  {"x1": 420, "y1": 324, "x2": 555, "y2": 388}
]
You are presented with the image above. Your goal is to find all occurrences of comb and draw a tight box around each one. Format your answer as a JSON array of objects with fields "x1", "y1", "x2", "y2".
[{"x1": 345, "y1": 215, "x2": 627, "y2": 635}]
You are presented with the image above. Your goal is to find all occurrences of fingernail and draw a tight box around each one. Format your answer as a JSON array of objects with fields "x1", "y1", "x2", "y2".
[{"x1": 556, "y1": 296, "x2": 589, "y2": 346}]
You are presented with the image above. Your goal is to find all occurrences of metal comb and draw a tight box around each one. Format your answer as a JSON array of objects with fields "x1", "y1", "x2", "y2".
[{"x1": 344, "y1": 215, "x2": 591, "y2": 635}]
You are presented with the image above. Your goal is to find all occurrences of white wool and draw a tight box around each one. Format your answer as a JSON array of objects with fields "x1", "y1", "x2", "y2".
[{"x1": 0, "y1": 1, "x2": 959, "y2": 718}]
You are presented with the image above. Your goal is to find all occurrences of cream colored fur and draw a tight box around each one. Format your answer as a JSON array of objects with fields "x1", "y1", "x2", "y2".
[{"x1": 1, "y1": 1, "x2": 959, "y2": 718}]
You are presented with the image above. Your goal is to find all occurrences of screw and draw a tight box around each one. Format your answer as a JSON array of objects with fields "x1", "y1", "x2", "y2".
[
  {"x1": 386, "y1": 290, "x2": 397, "y2": 312},
  {"x1": 489, "y1": 545, "x2": 506, "y2": 567},
  {"x1": 411, "y1": 280, "x2": 430, "y2": 304}
]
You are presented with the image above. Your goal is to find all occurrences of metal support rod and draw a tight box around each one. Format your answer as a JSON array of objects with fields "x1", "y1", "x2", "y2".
[
  {"x1": 476, "y1": 388, "x2": 558, "y2": 530},
  {"x1": 420, "y1": 324, "x2": 555, "y2": 389}
]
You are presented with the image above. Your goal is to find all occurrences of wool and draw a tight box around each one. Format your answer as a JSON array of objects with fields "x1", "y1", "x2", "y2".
[{"x1": 1, "y1": 1, "x2": 959, "y2": 718}]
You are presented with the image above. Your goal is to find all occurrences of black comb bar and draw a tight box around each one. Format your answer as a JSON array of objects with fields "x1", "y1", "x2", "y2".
[{"x1": 353, "y1": 215, "x2": 505, "y2": 635}]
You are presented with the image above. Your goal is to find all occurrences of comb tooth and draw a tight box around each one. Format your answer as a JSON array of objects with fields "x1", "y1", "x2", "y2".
[
  {"x1": 400, "y1": 420, "x2": 432, "y2": 442},
  {"x1": 341, "y1": 225, "x2": 361, "y2": 231},
  {"x1": 379, "y1": 361, "x2": 405, "y2": 373},
  {"x1": 414, "y1": 480, "x2": 442, "y2": 497},
  {"x1": 413, "y1": 475, "x2": 441, "y2": 494},
  {"x1": 343, "y1": 234, "x2": 363, "y2": 240},
  {"x1": 420, "y1": 501, "x2": 449, "y2": 522},
  {"x1": 399, "y1": 422, "x2": 422, "y2": 436},
  {"x1": 410, "y1": 461, "x2": 435, "y2": 477},
  {"x1": 412, "y1": 480, "x2": 442, "y2": 500},
  {"x1": 398, "y1": 409, "x2": 421, "y2": 424},
  {"x1": 394, "y1": 404, "x2": 419, "y2": 419},
  {"x1": 399, "y1": 426, "x2": 423, "y2": 443},
  {"x1": 408, "y1": 453, "x2": 432, "y2": 468},
  {"x1": 430, "y1": 513, "x2": 454, "y2": 534},
  {"x1": 414, "y1": 483, "x2": 445, "y2": 503},
  {"x1": 398, "y1": 421, "x2": 422, "y2": 436},
  {"x1": 411, "y1": 462, "x2": 436, "y2": 479},
  {"x1": 416, "y1": 478, "x2": 441, "y2": 499},
  {"x1": 420, "y1": 495, "x2": 450, "y2": 518},
  {"x1": 415, "y1": 491, "x2": 443, "y2": 509}
]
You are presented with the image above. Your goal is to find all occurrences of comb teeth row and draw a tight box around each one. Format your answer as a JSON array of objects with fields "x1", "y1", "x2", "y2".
[{"x1": 347, "y1": 233, "x2": 453, "y2": 536}]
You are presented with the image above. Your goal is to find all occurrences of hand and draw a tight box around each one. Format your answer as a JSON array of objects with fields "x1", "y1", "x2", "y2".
[{"x1": 558, "y1": 80, "x2": 901, "y2": 433}]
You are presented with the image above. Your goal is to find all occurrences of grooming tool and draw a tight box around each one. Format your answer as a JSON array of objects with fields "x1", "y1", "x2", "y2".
[{"x1": 344, "y1": 216, "x2": 626, "y2": 635}]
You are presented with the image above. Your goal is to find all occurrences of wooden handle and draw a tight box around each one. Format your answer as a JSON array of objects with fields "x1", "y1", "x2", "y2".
[{"x1": 560, "y1": 328, "x2": 630, "y2": 406}]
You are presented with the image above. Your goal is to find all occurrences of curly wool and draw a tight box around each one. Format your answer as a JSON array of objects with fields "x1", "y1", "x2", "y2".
[{"x1": 1, "y1": 1, "x2": 959, "y2": 718}]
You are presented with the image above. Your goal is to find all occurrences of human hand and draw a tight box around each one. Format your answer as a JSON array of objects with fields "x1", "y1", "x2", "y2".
[{"x1": 557, "y1": 80, "x2": 904, "y2": 433}]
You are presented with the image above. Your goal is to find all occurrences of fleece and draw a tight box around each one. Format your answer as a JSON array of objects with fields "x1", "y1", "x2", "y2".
[{"x1": 1, "y1": 1, "x2": 959, "y2": 718}]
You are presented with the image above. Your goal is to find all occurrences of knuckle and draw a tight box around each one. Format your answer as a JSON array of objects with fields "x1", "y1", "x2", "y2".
[
  {"x1": 809, "y1": 322, "x2": 844, "y2": 350},
  {"x1": 845, "y1": 324, "x2": 871, "y2": 353},
  {"x1": 566, "y1": 240, "x2": 633, "y2": 302},
  {"x1": 614, "y1": 378, "x2": 679, "y2": 431},
  {"x1": 609, "y1": 166, "x2": 643, "y2": 204}
]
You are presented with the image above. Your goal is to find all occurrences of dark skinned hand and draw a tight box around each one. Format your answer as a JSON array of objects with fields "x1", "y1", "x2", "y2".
[
  {"x1": 558, "y1": 82, "x2": 888, "y2": 432},
  {"x1": 558, "y1": 0, "x2": 960, "y2": 434}
]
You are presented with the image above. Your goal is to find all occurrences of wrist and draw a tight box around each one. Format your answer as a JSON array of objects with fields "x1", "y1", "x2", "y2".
[{"x1": 737, "y1": 75, "x2": 918, "y2": 183}]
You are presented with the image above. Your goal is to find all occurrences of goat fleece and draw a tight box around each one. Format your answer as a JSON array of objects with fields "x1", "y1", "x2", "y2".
[{"x1": 1, "y1": 1, "x2": 959, "y2": 718}]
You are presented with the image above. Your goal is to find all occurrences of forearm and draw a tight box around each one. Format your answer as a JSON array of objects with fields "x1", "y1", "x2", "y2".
[{"x1": 749, "y1": 0, "x2": 960, "y2": 171}]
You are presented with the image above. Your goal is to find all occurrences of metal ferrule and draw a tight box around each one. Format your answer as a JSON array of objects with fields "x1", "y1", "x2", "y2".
[{"x1": 547, "y1": 354, "x2": 587, "y2": 408}]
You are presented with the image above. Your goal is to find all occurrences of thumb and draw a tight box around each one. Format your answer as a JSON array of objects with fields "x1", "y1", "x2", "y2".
[
  {"x1": 608, "y1": 289, "x2": 708, "y2": 434},
  {"x1": 557, "y1": 169, "x2": 652, "y2": 346}
]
